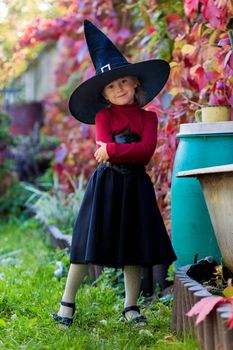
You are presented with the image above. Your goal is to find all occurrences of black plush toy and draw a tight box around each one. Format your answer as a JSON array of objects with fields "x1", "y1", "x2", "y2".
[{"x1": 186, "y1": 256, "x2": 218, "y2": 283}]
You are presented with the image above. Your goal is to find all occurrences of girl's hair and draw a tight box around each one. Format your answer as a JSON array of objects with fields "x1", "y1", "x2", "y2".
[{"x1": 134, "y1": 84, "x2": 146, "y2": 105}]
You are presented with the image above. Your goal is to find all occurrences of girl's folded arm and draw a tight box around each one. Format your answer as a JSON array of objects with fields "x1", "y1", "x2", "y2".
[
  {"x1": 95, "y1": 110, "x2": 113, "y2": 144},
  {"x1": 106, "y1": 111, "x2": 158, "y2": 164}
]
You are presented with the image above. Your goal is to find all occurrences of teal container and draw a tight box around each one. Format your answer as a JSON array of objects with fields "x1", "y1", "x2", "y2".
[{"x1": 171, "y1": 122, "x2": 233, "y2": 267}]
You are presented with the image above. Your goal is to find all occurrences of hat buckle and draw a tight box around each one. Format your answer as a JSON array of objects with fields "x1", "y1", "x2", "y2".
[{"x1": 101, "y1": 64, "x2": 111, "y2": 73}]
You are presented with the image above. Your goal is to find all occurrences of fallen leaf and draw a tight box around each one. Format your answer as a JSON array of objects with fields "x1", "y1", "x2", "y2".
[
  {"x1": 186, "y1": 296, "x2": 223, "y2": 324},
  {"x1": 223, "y1": 286, "x2": 233, "y2": 298},
  {"x1": 164, "y1": 334, "x2": 175, "y2": 340},
  {"x1": 227, "y1": 313, "x2": 233, "y2": 329}
]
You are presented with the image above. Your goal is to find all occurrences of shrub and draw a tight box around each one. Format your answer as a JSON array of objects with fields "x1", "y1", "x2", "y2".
[
  {"x1": 24, "y1": 174, "x2": 85, "y2": 234},
  {"x1": 0, "y1": 112, "x2": 28, "y2": 216}
]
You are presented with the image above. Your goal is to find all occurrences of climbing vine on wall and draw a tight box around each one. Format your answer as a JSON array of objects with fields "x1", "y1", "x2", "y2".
[{"x1": 16, "y1": 0, "x2": 233, "y2": 229}]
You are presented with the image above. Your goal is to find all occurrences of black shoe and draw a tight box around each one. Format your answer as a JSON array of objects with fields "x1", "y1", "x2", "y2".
[
  {"x1": 51, "y1": 301, "x2": 75, "y2": 327},
  {"x1": 122, "y1": 305, "x2": 147, "y2": 325}
]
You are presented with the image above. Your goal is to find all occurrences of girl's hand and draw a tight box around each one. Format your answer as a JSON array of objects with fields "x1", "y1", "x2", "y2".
[{"x1": 94, "y1": 141, "x2": 110, "y2": 163}]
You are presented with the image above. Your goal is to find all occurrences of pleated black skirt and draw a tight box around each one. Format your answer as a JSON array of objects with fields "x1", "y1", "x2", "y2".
[{"x1": 70, "y1": 164, "x2": 177, "y2": 268}]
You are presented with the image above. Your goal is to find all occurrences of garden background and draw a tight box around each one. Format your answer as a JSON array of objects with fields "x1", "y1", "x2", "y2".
[
  {"x1": 0, "y1": 1, "x2": 232, "y2": 349},
  {"x1": 1, "y1": 0, "x2": 232, "y2": 228}
]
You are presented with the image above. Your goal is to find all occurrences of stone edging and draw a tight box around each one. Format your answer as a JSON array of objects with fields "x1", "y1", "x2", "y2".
[
  {"x1": 47, "y1": 224, "x2": 72, "y2": 249},
  {"x1": 172, "y1": 265, "x2": 233, "y2": 350},
  {"x1": 45, "y1": 223, "x2": 103, "y2": 280},
  {"x1": 25, "y1": 204, "x2": 72, "y2": 250}
]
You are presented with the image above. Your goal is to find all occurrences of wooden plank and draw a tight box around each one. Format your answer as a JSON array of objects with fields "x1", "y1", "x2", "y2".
[{"x1": 177, "y1": 164, "x2": 233, "y2": 178}]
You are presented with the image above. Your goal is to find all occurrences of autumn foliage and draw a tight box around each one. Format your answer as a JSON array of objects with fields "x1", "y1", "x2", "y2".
[
  {"x1": 17, "y1": 0, "x2": 233, "y2": 228},
  {"x1": 186, "y1": 295, "x2": 233, "y2": 329}
]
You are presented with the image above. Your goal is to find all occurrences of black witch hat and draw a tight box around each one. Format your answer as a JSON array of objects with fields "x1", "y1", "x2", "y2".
[{"x1": 69, "y1": 19, "x2": 170, "y2": 124}]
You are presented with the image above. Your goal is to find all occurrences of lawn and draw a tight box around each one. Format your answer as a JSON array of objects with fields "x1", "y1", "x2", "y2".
[{"x1": 0, "y1": 218, "x2": 199, "y2": 350}]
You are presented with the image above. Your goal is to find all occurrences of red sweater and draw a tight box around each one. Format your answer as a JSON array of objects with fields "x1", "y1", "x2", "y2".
[{"x1": 95, "y1": 102, "x2": 158, "y2": 165}]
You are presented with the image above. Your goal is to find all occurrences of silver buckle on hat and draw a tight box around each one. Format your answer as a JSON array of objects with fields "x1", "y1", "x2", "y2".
[{"x1": 101, "y1": 64, "x2": 111, "y2": 72}]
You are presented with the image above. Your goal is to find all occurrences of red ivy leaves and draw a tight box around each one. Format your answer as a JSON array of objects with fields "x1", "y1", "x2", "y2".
[
  {"x1": 184, "y1": 0, "x2": 200, "y2": 18},
  {"x1": 184, "y1": 0, "x2": 233, "y2": 30},
  {"x1": 201, "y1": 0, "x2": 230, "y2": 30},
  {"x1": 19, "y1": 14, "x2": 82, "y2": 47}
]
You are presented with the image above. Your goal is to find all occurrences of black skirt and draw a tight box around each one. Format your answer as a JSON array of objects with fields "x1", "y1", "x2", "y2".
[{"x1": 70, "y1": 163, "x2": 177, "y2": 268}]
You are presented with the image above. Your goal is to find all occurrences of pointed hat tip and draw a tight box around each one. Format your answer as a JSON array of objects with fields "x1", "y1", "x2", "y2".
[
  {"x1": 84, "y1": 19, "x2": 94, "y2": 28},
  {"x1": 84, "y1": 19, "x2": 98, "y2": 36}
]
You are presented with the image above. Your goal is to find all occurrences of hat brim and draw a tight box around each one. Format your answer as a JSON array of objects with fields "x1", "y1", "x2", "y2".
[{"x1": 69, "y1": 59, "x2": 170, "y2": 124}]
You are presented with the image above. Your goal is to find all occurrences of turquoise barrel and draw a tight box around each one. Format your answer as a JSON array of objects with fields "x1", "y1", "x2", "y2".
[{"x1": 171, "y1": 122, "x2": 233, "y2": 267}]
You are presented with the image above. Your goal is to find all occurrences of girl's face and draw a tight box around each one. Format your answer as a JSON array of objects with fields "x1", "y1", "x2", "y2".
[{"x1": 102, "y1": 76, "x2": 138, "y2": 106}]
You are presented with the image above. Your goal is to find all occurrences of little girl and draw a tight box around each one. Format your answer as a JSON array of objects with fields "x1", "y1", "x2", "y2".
[{"x1": 52, "y1": 19, "x2": 176, "y2": 327}]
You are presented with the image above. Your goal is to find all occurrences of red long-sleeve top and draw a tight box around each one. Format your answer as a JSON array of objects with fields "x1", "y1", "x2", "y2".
[{"x1": 95, "y1": 102, "x2": 158, "y2": 165}]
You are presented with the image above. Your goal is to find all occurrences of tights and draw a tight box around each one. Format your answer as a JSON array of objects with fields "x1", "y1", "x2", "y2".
[
  {"x1": 58, "y1": 264, "x2": 89, "y2": 317},
  {"x1": 123, "y1": 265, "x2": 141, "y2": 320},
  {"x1": 58, "y1": 263, "x2": 141, "y2": 320}
]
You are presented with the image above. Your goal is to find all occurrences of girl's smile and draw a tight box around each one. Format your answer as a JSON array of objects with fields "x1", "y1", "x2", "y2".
[{"x1": 102, "y1": 76, "x2": 138, "y2": 106}]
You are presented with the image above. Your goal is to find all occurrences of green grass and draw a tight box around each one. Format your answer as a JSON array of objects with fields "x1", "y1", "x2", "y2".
[{"x1": 0, "y1": 218, "x2": 199, "y2": 350}]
